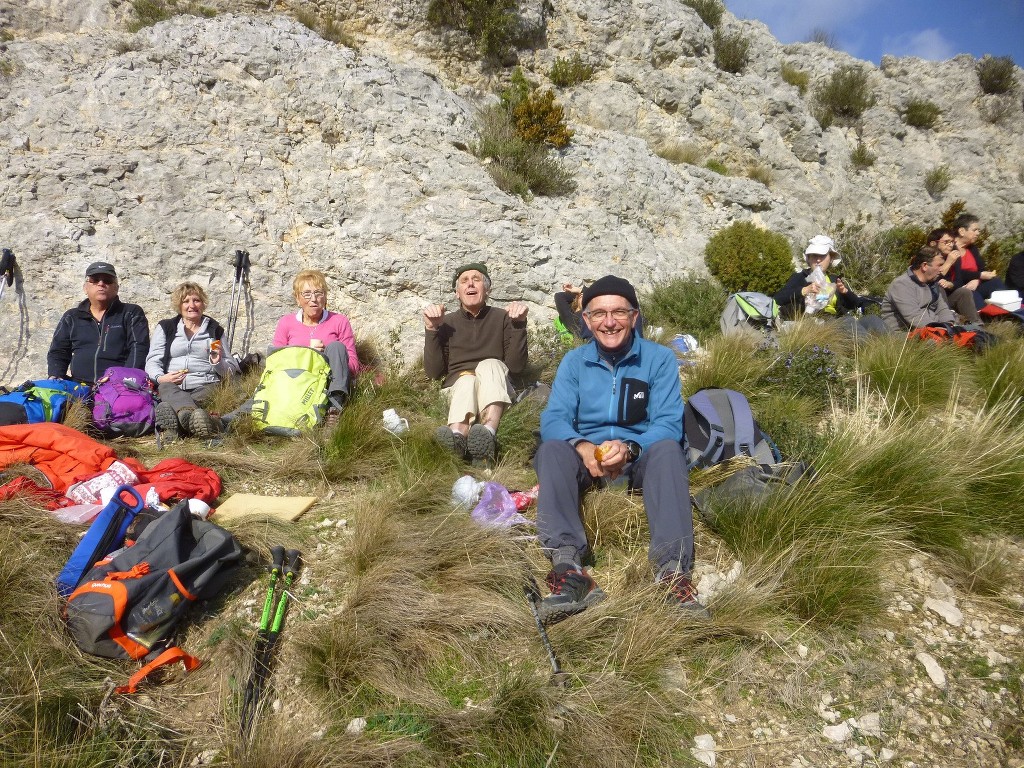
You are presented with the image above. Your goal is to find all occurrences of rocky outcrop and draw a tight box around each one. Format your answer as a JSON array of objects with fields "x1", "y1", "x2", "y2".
[{"x1": 0, "y1": 2, "x2": 1022, "y2": 381}]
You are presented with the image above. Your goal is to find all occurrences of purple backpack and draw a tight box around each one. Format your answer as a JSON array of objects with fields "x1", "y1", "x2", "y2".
[{"x1": 92, "y1": 367, "x2": 156, "y2": 437}]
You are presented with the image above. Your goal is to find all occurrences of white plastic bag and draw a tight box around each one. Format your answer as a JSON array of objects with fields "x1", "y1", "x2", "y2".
[{"x1": 804, "y1": 266, "x2": 835, "y2": 315}]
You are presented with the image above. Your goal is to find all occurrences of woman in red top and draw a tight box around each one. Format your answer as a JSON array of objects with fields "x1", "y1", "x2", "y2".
[{"x1": 948, "y1": 213, "x2": 1009, "y2": 310}]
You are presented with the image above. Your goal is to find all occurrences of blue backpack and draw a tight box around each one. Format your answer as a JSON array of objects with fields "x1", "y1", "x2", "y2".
[{"x1": 0, "y1": 379, "x2": 92, "y2": 426}]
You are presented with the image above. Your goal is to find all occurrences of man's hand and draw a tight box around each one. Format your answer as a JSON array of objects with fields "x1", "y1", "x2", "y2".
[
  {"x1": 423, "y1": 304, "x2": 446, "y2": 331},
  {"x1": 506, "y1": 301, "x2": 528, "y2": 322},
  {"x1": 938, "y1": 278, "x2": 954, "y2": 291},
  {"x1": 577, "y1": 439, "x2": 628, "y2": 480}
]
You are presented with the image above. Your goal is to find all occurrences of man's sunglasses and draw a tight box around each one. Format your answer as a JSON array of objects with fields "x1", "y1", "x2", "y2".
[{"x1": 87, "y1": 275, "x2": 117, "y2": 285}]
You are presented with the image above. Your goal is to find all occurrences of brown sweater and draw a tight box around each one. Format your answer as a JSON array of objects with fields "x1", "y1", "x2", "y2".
[{"x1": 423, "y1": 304, "x2": 528, "y2": 387}]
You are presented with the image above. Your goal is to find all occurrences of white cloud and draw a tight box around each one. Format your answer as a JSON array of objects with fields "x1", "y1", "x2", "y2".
[{"x1": 882, "y1": 28, "x2": 957, "y2": 61}]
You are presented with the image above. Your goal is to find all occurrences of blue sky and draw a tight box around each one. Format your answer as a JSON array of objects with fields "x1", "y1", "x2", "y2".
[{"x1": 725, "y1": 0, "x2": 1024, "y2": 65}]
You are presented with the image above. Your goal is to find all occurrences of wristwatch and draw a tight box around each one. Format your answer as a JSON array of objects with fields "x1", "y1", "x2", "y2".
[{"x1": 624, "y1": 440, "x2": 642, "y2": 461}]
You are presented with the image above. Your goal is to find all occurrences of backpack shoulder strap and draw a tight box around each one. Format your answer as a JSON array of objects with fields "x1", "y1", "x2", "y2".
[
  {"x1": 723, "y1": 389, "x2": 756, "y2": 456},
  {"x1": 684, "y1": 390, "x2": 727, "y2": 470},
  {"x1": 206, "y1": 317, "x2": 225, "y2": 341},
  {"x1": 115, "y1": 646, "x2": 202, "y2": 695}
]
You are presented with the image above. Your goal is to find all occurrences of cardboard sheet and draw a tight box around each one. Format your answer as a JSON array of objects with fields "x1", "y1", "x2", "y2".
[{"x1": 212, "y1": 493, "x2": 317, "y2": 522}]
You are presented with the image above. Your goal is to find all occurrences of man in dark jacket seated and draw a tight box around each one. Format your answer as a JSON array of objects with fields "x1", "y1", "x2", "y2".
[{"x1": 47, "y1": 262, "x2": 150, "y2": 384}]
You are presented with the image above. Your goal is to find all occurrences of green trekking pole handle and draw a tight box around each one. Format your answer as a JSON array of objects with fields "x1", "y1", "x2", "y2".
[
  {"x1": 270, "y1": 550, "x2": 302, "y2": 634},
  {"x1": 258, "y1": 546, "x2": 286, "y2": 632}
]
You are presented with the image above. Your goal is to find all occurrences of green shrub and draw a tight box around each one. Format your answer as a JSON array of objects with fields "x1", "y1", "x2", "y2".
[
  {"x1": 427, "y1": 0, "x2": 520, "y2": 61},
  {"x1": 705, "y1": 158, "x2": 728, "y2": 175},
  {"x1": 682, "y1": 0, "x2": 724, "y2": 29},
  {"x1": 763, "y1": 342, "x2": 849, "y2": 406},
  {"x1": 128, "y1": 0, "x2": 215, "y2": 31},
  {"x1": 924, "y1": 164, "x2": 952, "y2": 198},
  {"x1": 902, "y1": 98, "x2": 941, "y2": 129},
  {"x1": 641, "y1": 274, "x2": 728, "y2": 343},
  {"x1": 500, "y1": 68, "x2": 573, "y2": 149},
  {"x1": 977, "y1": 55, "x2": 1018, "y2": 95},
  {"x1": 812, "y1": 66, "x2": 875, "y2": 128},
  {"x1": 780, "y1": 63, "x2": 809, "y2": 95},
  {"x1": 830, "y1": 222, "x2": 927, "y2": 297},
  {"x1": 704, "y1": 221, "x2": 794, "y2": 295},
  {"x1": 850, "y1": 141, "x2": 876, "y2": 170},
  {"x1": 294, "y1": 9, "x2": 357, "y2": 47},
  {"x1": 713, "y1": 29, "x2": 750, "y2": 74},
  {"x1": 549, "y1": 53, "x2": 593, "y2": 87},
  {"x1": 654, "y1": 140, "x2": 705, "y2": 165},
  {"x1": 473, "y1": 105, "x2": 575, "y2": 198}
]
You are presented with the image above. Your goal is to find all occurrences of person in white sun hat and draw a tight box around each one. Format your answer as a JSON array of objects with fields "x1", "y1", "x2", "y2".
[{"x1": 773, "y1": 234, "x2": 887, "y2": 335}]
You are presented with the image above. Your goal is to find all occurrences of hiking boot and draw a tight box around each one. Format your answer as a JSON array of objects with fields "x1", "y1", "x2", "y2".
[
  {"x1": 188, "y1": 408, "x2": 214, "y2": 439},
  {"x1": 659, "y1": 570, "x2": 711, "y2": 619},
  {"x1": 538, "y1": 565, "x2": 605, "y2": 626},
  {"x1": 467, "y1": 423, "x2": 497, "y2": 467},
  {"x1": 324, "y1": 407, "x2": 341, "y2": 431},
  {"x1": 154, "y1": 402, "x2": 181, "y2": 439},
  {"x1": 435, "y1": 426, "x2": 468, "y2": 459}
]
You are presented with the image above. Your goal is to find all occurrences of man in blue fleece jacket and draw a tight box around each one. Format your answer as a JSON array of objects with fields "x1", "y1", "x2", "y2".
[{"x1": 534, "y1": 275, "x2": 706, "y2": 624}]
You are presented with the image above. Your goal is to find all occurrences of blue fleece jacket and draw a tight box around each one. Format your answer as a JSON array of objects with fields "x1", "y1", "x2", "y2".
[{"x1": 540, "y1": 332, "x2": 683, "y2": 450}]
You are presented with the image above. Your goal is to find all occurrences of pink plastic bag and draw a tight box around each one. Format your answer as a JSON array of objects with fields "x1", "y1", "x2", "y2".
[{"x1": 471, "y1": 482, "x2": 534, "y2": 528}]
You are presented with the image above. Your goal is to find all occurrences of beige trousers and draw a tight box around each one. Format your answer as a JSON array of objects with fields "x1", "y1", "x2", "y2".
[{"x1": 443, "y1": 358, "x2": 515, "y2": 425}]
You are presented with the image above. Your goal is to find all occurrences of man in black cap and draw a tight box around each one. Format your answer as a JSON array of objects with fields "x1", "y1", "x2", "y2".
[
  {"x1": 47, "y1": 262, "x2": 150, "y2": 384},
  {"x1": 534, "y1": 274, "x2": 706, "y2": 624},
  {"x1": 423, "y1": 262, "x2": 528, "y2": 465}
]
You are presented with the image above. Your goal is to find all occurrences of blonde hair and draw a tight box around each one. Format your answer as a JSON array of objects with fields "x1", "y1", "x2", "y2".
[
  {"x1": 171, "y1": 282, "x2": 208, "y2": 314},
  {"x1": 292, "y1": 269, "x2": 329, "y2": 301}
]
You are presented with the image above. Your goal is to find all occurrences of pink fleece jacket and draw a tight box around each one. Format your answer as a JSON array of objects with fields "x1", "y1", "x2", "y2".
[{"x1": 272, "y1": 310, "x2": 361, "y2": 374}]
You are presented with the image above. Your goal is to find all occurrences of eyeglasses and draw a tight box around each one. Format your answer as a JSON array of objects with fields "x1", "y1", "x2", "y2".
[
  {"x1": 584, "y1": 308, "x2": 636, "y2": 322},
  {"x1": 300, "y1": 290, "x2": 326, "y2": 300},
  {"x1": 937, "y1": 238, "x2": 954, "y2": 245},
  {"x1": 87, "y1": 276, "x2": 116, "y2": 285}
]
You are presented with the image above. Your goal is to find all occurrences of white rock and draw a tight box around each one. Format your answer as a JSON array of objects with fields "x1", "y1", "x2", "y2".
[
  {"x1": 822, "y1": 723, "x2": 851, "y2": 742},
  {"x1": 987, "y1": 649, "x2": 1010, "y2": 665},
  {"x1": 999, "y1": 624, "x2": 1021, "y2": 635},
  {"x1": 879, "y1": 747, "x2": 896, "y2": 762},
  {"x1": 691, "y1": 734, "x2": 716, "y2": 767},
  {"x1": 336, "y1": 518, "x2": 348, "y2": 528},
  {"x1": 929, "y1": 577, "x2": 955, "y2": 600},
  {"x1": 723, "y1": 713, "x2": 737, "y2": 723},
  {"x1": 844, "y1": 746, "x2": 864, "y2": 765},
  {"x1": 915, "y1": 652, "x2": 947, "y2": 688},
  {"x1": 797, "y1": 644, "x2": 808, "y2": 659},
  {"x1": 884, "y1": 631, "x2": 896, "y2": 642},
  {"x1": 855, "y1": 712, "x2": 883, "y2": 738},
  {"x1": 923, "y1": 598, "x2": 963, "y2": 627},
  {"x1": 346, "y1": 717, "x2": 368, "y2": 735},
  {"x1": 271, "y1": 698, "x2": 282, "y2": 713}
]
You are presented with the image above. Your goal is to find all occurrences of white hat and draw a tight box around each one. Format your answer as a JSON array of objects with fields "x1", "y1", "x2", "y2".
[{"x1": 804, "y1": 234, "x2": 841, "y2": 265}]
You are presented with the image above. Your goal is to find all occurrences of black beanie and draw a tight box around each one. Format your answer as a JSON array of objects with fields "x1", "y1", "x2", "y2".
[{"x1": 581, "y1": 275, "x2": 639, "y2": 310}]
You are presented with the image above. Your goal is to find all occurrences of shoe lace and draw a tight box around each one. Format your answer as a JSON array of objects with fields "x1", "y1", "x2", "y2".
[
  {"x1": 546, "y1": 569, "x2": 569, "y2": 595},
  {"x1": 663, "y1": 572, "x2": 696, "y2": 603}
]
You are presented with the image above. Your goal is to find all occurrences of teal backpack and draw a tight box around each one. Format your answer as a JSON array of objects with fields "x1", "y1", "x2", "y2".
[
  {"x1": 250, "y1": 347, "x2": 332, "y2": 436},
  {"x1": 0, "y1": 379, "x2": 92, "y2": 426}
]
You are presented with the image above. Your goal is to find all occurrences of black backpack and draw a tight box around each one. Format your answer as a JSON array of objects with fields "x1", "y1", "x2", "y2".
[{"x1": 64, "y1": 501, "x2": 242, "y2": 693}]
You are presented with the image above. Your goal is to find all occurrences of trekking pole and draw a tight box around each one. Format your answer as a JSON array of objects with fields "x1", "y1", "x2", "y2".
[
  {"x1": 0, "y1": 249, "x2": 15, "y2": 301},
  {"x1": 239, "y1": 545, "x2": 285, "y2": 738},
  {"x1": 226, "y1": 249, "x2": 250, "y2": 353},
  {"x1": 525, "y1": 576, "x2": 569, "y2": 687},
  {"x1": 240, "y1": 548, "x2": 301, "y2": 739}
]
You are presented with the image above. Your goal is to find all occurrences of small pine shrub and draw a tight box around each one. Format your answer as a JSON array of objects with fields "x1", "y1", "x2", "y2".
[
  {"x1": 940, "y1": 199, "x2": 967, "y2": 231},
  {"x1": 924, "y1": 164, "x2": 952, "y2": 199},
  {"x1": 780, "y1": 63, "x2": 809, "y2": 95},
  {"x1": 713, "y1": 29, "x2": 750, "y2": 74},
  {"x1": 641, "y1": 274, "x2": 728, "y2": 343},
  {"x1": 705, "y1": 159, "x2": 728, "y2": 175},
  {"x1": 830, "y1": 221, "x2": 927, "y2": 297},
  {"x1": 473, "y1": 105, "x2": 575, "y2": 198},
  {"x1": 682, "y1": 0, "x2": 724, "y2": 29},
  {"x1": 654, "y1": 140, "x2": 705, "y2": 165},
  {"x1": 549, "y1": 53, "x2": 593, "y2": 88},
  {"x1": 812, "y1": 66, "x2": 875, "y2": 128},
  {"x1": 902, "y1": 98, "x2": 941, "y2": 129},
  {"x1": 427, "y1": 0, "x2": 519, "y2": 62},
  {"x1": 977, "y1": 55, "x2": 1018, "y2": 95},
  {"x1": 511, "y1": 89, "x2": 573, "y2": 148},
  {"x1": 850, "y1": 142, "x2": 876, "y2": 170},
  {"x1": 704, "y1": 221, "x2": 794, "y2": 295}
]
